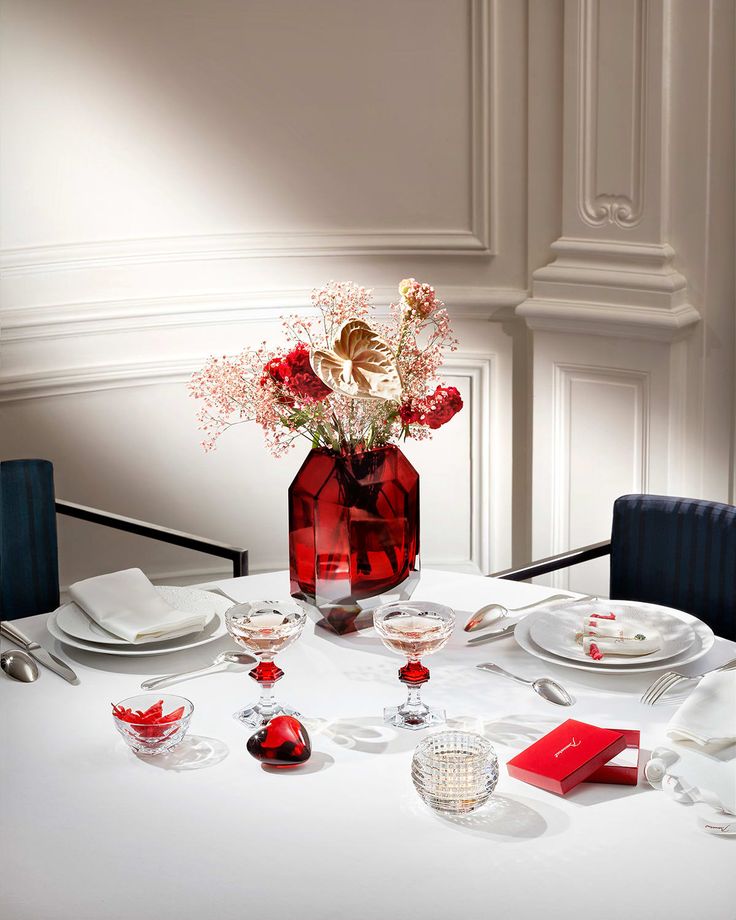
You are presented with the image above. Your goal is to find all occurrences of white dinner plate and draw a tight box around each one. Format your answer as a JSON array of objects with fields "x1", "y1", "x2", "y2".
[
  {"x1": 47, "y1": 586, "x2": 230, "y2": 656},
  {"x1": 528, "y1": 600, "x2": 696, "y2": 665},
  {"x1": 515, "y1": 602, "x2": 714, "y2": 674},
  {"x1": 54, "y1": 585, "x2": 223, "y2": 645}
]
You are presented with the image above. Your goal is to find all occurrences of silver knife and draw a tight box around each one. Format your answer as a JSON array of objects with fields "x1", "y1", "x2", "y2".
[
  {"x1": 466, "y1": 594, "x2": 597, "y2": 646},
  {"x1": 466, "y1": 623, "x2": 518, "y2": 646},
  {"x1": 0, "y1": 620, "x2": 80, "y2": 684}
]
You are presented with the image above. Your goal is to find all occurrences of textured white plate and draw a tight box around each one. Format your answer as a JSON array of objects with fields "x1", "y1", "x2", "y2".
[
  {"x1": 47, "y1": 586, "x2": 230, "y2": 656},
  {"x1": 528, "y1": 601, "x2": 696, "y2": 665},
  {"x1": 515, "y1": 602, "x2": 714, "y2": 674}
]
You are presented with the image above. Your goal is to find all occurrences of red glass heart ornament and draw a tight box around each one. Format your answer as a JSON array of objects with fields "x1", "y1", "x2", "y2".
[{"x1": 247, "y1": 716, "x2": 311, "y2": 766}]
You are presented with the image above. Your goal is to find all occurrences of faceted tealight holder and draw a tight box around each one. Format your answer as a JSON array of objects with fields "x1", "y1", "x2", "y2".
[{"x1": 412, "y1": 732, "x2": 499, "y2": 814}]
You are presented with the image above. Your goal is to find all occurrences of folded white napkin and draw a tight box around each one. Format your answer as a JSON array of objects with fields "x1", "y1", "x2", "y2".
[
  {"x1": 667, "y1": 670, "x2": 736, "y2": 746},
  {"x1": 582, "y1": 634, "x2": 662, "y2": 657},
  {"x1": 577, "y1": 612, "x2": 661, "y2": 659},
  {"x1": 69, "y1": 568, "x2": 207, "y2": 644}
]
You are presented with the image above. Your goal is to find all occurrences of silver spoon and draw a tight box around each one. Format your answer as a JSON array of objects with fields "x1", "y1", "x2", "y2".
[
  {"x1": 464, "y1": 593, "x2": 596, "y2": 632},
  {"x1": 476, "y1": 662, "x2": 573, "y2": 706},
  {"x1": 464, "y1": 594, "x2": 573, "y2": 632},
  {"x1": 141, "y1": 650, "x2": 256, "y2": 691},
  {"x1": 1, "y1": 648, "x2": 39, "y2": 682}
]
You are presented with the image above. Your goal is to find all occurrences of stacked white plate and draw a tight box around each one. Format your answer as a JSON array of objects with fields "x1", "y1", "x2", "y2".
[
  {"x1": 514, "y1": 598, "x2": 715, "y2": 674},
  {"x1": 46, "y1": 586, "x2": 231, "y2": 656}
]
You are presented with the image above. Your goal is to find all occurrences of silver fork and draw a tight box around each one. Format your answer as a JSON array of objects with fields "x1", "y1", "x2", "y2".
[{"x1": 641, "y1": 657, "x2": 736, "y2": 705}]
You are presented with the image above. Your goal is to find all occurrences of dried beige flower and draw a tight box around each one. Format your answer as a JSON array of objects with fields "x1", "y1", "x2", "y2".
[{"x1": 311, "y1": 319, "x2": 402, "y2": 400}]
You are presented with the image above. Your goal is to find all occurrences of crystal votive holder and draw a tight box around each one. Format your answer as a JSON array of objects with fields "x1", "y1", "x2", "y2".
[{"x1": 412, "y1": 731, "x2": 499, "y2": 814}]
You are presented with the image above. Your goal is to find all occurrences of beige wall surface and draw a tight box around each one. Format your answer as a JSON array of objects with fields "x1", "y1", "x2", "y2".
[{"x1": 1, "y1": 0, "x2": 734, "y2": 594}]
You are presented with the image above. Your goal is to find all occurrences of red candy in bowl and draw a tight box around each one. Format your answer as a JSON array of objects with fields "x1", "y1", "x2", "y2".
[
  {"x1": 112, "y1": 693, "x2": 193, "y2": 756},
  {"x1": 247, "y1": 715, "x2": 311, "y2": 766}
]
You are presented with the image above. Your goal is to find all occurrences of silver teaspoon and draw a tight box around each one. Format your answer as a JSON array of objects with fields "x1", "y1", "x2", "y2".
[
  {"x1": 476, "y1": 662, "x2": 573, "y2": 706},
  {"x1": 140, "y1": 650, "x2": 256, "y2": 691},
  {"x1": 1, "y1": 648, "x2": 39, "y2": 682}
]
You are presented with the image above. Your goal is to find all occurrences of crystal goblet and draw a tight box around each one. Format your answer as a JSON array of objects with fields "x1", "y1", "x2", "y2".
[
  {"x1": 225, "y1": 599, "x2": 307, "y2": 729},
  {"x1": 373, "y1": 601, "x2": 455, "y2": 730}
]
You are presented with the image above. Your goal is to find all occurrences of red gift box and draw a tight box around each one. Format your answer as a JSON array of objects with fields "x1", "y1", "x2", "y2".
[
  {"x1": 507, "y1": 720, "x2": 629, "y2": 796},
  {"x1": 586, "y1": 728, "x2": 640, "y2": 785}
]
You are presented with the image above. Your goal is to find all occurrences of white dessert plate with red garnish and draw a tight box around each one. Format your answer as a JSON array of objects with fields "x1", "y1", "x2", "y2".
[
  {"x1": 515, "y1": 601, "x2": 714, "y2": 673},
  {"x1": 529, "y1": 601, "x2": 697, "y2": 665}
]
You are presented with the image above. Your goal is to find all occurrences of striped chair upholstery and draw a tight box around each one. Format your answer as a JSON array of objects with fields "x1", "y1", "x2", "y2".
[
  {"x1": 610, "y1": 494, "x2": 736, "y2": 641},
  {"x1": 0, "y1": 459, "x2": 60, "y2": 620}
]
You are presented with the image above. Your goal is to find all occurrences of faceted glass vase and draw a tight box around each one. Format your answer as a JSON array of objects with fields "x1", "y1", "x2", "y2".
[{"x1": 289, "y1": 445, "x2": 420, "y2": 634}]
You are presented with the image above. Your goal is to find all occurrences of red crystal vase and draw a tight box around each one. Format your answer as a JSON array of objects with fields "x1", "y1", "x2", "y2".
[{"x1": 288, "y1": 445, "x2": 420, "y2": 634}]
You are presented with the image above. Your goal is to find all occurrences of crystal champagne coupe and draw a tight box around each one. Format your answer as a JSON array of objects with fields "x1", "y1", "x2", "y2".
[
  {"x1": 373, "y1": 601, "x2": 455, "y2": 730},
  {"x1": 225, "y1": 599, "x2": 307, "y2": 728}
]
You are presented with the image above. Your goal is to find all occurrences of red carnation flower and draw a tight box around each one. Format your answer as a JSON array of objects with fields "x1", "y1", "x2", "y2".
[
  {"x1": 262, "y1": 343, "x2": 332, "y2": 404},
  {"x1": 399, "y1": 402, "x2": 418, "y2": 426},
  {"x1": 400, "y1": 385, "x2": 463, "y2": 430}
]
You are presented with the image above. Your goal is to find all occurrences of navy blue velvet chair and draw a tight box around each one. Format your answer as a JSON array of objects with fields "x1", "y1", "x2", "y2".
[
  {"x1": 0, "y1": 458, "x2": 248, "y2": 621},
  {"x1": 1, "y1": 459, "x2": 60, "y2": 620},
  {"x1": 492, "y1": 493, "x2": 736, "y2": 641}
]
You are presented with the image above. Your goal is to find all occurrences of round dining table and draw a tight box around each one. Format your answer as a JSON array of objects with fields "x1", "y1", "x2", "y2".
[{"x1": 2, "y1": 569, "x2": 734, "y2": 920}]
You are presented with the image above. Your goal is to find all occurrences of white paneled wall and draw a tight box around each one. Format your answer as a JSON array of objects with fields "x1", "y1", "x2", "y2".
[
  {"x1": 1, "y1": 0, "x2": 734, "y2": 595},
  {"x1": 521, "y1": 0, "x2": 735, "y2": 592},
  {"x1": 0, "y1": 0, "x2": 525, "y2": 586}
]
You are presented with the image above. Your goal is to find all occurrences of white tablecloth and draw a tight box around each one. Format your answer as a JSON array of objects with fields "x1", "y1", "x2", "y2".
[{"x1": 2, "y1": 570, "x2": 735, "y2": 920}]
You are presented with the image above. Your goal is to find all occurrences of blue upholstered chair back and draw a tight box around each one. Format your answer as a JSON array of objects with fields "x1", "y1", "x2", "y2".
[
  {"x1": 0, "y1": 459, "x2": 60, "y2": 620},
  {"x1": 610, "y1": 494, "x2": 736, "y2": 641}
]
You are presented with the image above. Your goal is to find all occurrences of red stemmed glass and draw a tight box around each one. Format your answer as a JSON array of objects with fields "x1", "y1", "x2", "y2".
[
  {"x1": 225, "y1": 600, "x2": 307, "y2": 729},
  {"x1": 373, "y1": 601, "x2": 455, "y2": 730}
]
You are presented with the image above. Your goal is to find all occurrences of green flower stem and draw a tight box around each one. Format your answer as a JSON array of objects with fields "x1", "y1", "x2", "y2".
[{"x1": 395, "y1": 317, "x2": 410, "y2": 360}]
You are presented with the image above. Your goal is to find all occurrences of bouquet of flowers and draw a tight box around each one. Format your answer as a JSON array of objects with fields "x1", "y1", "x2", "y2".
[{"x1": 190, "y1": 279, "x2": 463, "y2": 456}]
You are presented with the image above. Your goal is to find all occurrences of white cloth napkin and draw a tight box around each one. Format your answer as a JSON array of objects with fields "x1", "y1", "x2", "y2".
[
  {"x1": 69, "y1": 568, "x2": 207, "y2": 644},
  {"x1": 580, "y1": 613, "x2": 661, "y2": 658},
  {"x1": 666, "y1": 670, "x2": 736, "y2": 746}
]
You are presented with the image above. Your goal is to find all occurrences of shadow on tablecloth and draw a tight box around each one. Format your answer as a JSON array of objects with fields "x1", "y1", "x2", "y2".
[{"x1": 133, "y1": 734, "x2": 229, "y2": 771}]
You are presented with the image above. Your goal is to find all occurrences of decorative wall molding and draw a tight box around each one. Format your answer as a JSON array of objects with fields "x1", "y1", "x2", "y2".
[
  {"x1": 0, "y1": 0, "x2": 496, "y2": 277},
  {"x1": 521, "y1": 2, "x2": 694, "y2": 342},
  {"x1": 0, "y1": 353, "x2": 497, "y2": 573},
  {"x1": 518, "y1": 238, "x2": 700, "y2": 341},
  {"x1": 549, "y1": 361, "x2": 650, "y2": 589},
  {"x1": 0, "y1": 285, "x2": 527, "y2": 345},
  {"x1": 0, "y1": 358, "x2": 198, "y2": 403},
  {"x1": 577, "y1": 0, "x2": 647, "y2": 229},
  {"x1": 0, "y1": 229, "x2": 487, "y2": 277},
  {"x1": 471, "y1": 0, "x2": 495, "y2": 253},
  {"x1": 442, "y1": 354, "x2": 495, "y2": 575},
  {"x1": 517, "y1": 299, "x2": 698, "y2": 342}
]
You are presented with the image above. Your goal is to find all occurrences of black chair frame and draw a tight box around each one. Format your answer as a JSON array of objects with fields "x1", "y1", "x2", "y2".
[
  {"x1": 56, "y1": 500, "x2": 248, "y2": 579},
  {"x1": 490, "y1": 540, "x2": 610, "y2": 582}
]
